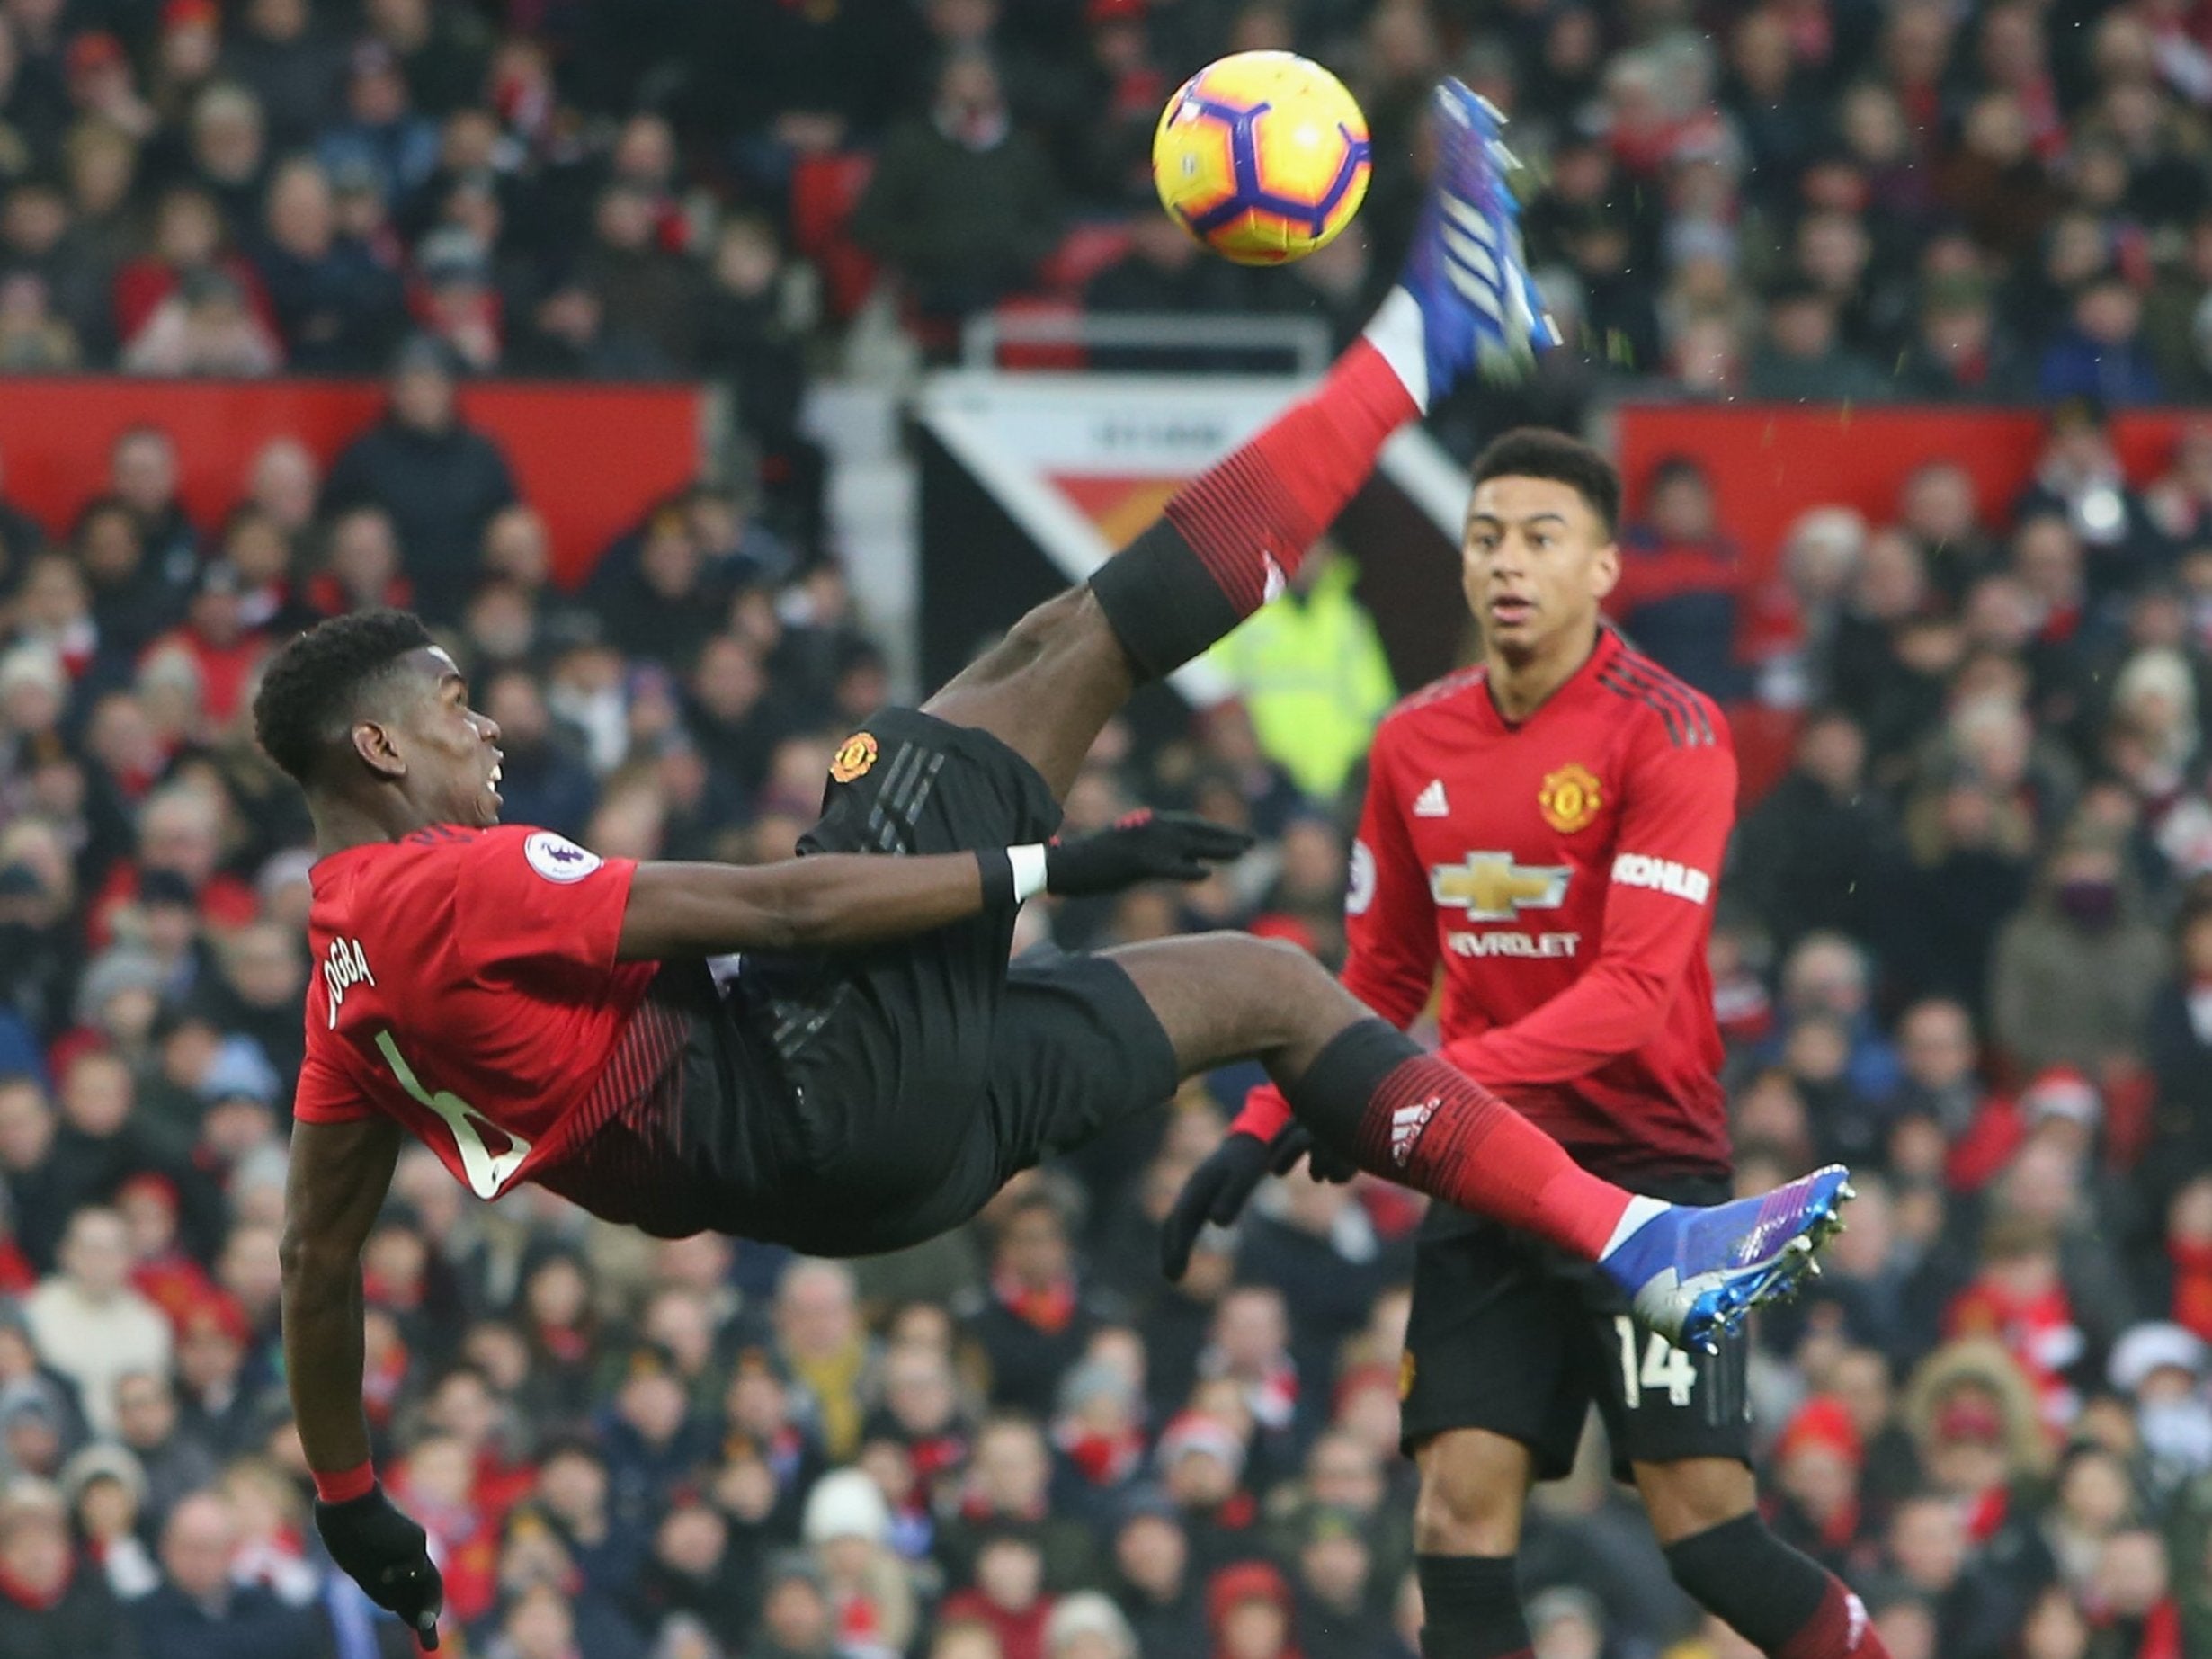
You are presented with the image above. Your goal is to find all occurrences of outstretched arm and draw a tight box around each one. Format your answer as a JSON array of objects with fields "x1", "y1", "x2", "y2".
[
  {"x1": 615, "y1": 813, "x2": 1251, "y2": 961},
  {"x1": 281, "y1": 1112, "x2": 398, "y2": 1479},
  {"x1": 282, "y1": 1113, "x2": 445, "y2": 1649}
]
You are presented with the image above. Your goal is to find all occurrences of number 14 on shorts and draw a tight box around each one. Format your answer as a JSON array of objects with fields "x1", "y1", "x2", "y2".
[{"x1": 1614, "y1": 1315, "x2": 1699, "y2": 1407}]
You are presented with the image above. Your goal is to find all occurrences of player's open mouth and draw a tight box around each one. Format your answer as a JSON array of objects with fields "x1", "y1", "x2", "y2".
[{"x1": 1489, "y1": 596, "x2": 1534, "y2": 626}]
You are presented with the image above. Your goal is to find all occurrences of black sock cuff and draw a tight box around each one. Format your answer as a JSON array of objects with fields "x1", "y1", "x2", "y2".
[
  {"x1": 1280, "y1": 1017, "x2": 1421, "y2": 1157},
  {"x1": 1417, "y1": 1554, "x2": 1526, "y2": 1656},
  {"x1": 1416, "y1": 1553, "x2": 1520, "y2": 1601},
  {"x1": 1664, "y1": 1512, "x2": 1830, "y2": 1632},
  {"x1": 1662, "y1": 1512, "x2": 1770, "y2": 1574},
  {"x1": 1087, "y1": 516, "x2": 1246, "y2": 681}
]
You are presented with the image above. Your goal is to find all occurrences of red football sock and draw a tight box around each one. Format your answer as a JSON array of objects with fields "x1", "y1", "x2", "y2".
[
  {"x1": 1282, "y1": 1021, "x2": 1633, "y2": 1261},
  {"x1": 1164, "y1": 338, "x2": 1418, "y2": 613},
  {"x1": 1777, "y1": 1578, "x2": 1890, "y2": 1659},
  {"x1": 1089, "y1": 340, "x2": 1420, "y2": 677},
  {"x1": 1353, "y1": 1050, "x2": 1632, "y2": 1259}
]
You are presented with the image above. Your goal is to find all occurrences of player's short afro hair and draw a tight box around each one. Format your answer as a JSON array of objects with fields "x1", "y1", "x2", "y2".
[
  {"x1": 1470, "y1": 428, "x2": 1621, "y2": 535},
  {"x1": 254, "y1": 609, "x2": 433, "y2": 785}
]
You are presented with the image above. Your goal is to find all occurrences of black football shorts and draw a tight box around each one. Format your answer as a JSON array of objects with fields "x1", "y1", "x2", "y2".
[
  {"x1": 716, "y1": 707, "x2": 1179, "y2": 1256},
  {"x1": 1397, "y1": 1173, "x2": 1753, "y2": 1479}
]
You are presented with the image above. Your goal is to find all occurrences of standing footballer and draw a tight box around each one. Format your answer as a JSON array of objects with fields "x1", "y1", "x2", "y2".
[{"x1": 1168, "y1": 431, "x2": 1886, "y2": 1659}]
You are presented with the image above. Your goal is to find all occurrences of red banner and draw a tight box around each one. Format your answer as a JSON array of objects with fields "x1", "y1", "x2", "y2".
[
  {"x1": 0, "y1": 379, "x2": 704, "y2": 588},
  {"x1": 1614, "y1": 403, "x2": 2204, "y2": 580}
]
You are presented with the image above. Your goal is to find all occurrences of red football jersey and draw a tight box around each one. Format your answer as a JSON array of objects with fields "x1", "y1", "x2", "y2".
[
  {"x1": 1253, "y1": 628, "x2": 1736, "y2": 1177},
  {"x1": 294, "y1": 825, "x2": 684, "y2": 1213}
]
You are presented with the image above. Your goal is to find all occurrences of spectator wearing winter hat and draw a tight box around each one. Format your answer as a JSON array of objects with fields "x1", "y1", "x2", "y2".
[
  {"x1": 1769, "y1": 1396, "x2": 1871, "y2": 1571},
  {"x1": 1904, "y1": 1339, "x2": 2055, "y2": 1543},
  {"x1": 1049, "y1": 1358, "x2": 1146, "y2": 1521},
  {"x1": 802, "y1": 1467, "x2": 915, "y2": 1659},
  {"x1": 2109, "y1": 1322, "x2": 2212, "y2": 1494},
  {"x1": 1043, "y1": 1589, "x2": 1136, "y2": 1659},
  {"x1": 1156, "y1": 1410, "x2": 1262, "y2": 1574},
  {"x1": 1207, "y1": 1558, "x2": 1299, "y2": 1659},
  {"x1": 1949, "y1": 1064, "x2": 2102, "y2": 1194},
  {"x1": 167, "y1": 1293, "x2": 261, "y2": 1460},
  {"x1": 59, "y1": 1440, "x2": 156, "y2": 1601},
  {"x1": 753, "y1": 1550, "x2": 840, "y2": 1659},
  {"x1": 0, "y1": 1384, "x2": 71, "y2": 1485}
]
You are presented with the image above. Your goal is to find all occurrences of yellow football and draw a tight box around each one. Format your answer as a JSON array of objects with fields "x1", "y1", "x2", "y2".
[{"x1": 1151, "y1": 50, "x2": 1372, "y2": 266}]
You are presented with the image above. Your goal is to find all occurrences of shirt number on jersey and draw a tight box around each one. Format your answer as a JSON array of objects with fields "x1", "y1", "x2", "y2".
[
  {"x1": 1613, "y1": 1315, "x2": 1699, "y2": 1408},
  {"x1": 373, "y1": 1030, "x2": 532, "y2": 1199}
]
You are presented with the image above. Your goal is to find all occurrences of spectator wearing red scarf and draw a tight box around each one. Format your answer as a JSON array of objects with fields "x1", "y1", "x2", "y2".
[
  {"x1": 0, "y1": 1476, "x2": 133, "y2": 1655},
  {"x1": 802, "y1": 1468, "x2": 915, "y2": 1659},
  {"x1": 1159, "y1": 1412, "x2": 1262, "y2": 1574},
  {"x1": 1052, "y1": 1357, "x2": 1146, "y2": 1502},
  {"x1": 942, "y1": 1530, "x2": 1057, "y2": 1659},
  {"x1": 1946, "y1": 1213, "x2": 2088, "y2": 1430},
  {"x1": 393, "y1": 1432, "x2": 502, "y2": 1624},
  {"x1": 2162, "y1": 1177, "x2": 2212, "y2": 1341},
  {"x1": 2086, "y1": 1529, "x2": 2185, "y2": 1659},
  {"x1": 141, "y1": 562, "x2": 270, "y2": 730},
  {"x1": 962, "y1": 1190, "x2": 1109, "y2": 1420},
  {"x1": 1770, "y1": 1396, "x2": 1869, "y2": 1567}
]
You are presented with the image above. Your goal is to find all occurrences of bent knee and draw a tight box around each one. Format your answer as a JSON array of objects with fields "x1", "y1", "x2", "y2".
[
  {"x1": 1412, "y1": 1432, "x2": 1531, "y2": 1556},
  {"x1": 1637, "y1": 1458, "x2": 1759, "y2": 1547}
]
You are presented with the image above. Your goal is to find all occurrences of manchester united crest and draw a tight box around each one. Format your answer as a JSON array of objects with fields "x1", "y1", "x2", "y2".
[
  {"x1": 830, "y1": 732, "x2": 879, "y2": 784},
  {"x1": 1539, "y1": 763, "x2": 1602, "y2": 834},
  {"x1": 1398, "y1": 1349, "x2": 1417, "y2": 1399}
]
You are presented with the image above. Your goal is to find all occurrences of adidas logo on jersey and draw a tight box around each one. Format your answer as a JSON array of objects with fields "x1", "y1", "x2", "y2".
[
  {"x1": 1390, "y1": 1096, "x2": 1441, "y2": 1164},
  {"x1": 1412, "y1": 780, "x2": 1449, "y2": 817}
]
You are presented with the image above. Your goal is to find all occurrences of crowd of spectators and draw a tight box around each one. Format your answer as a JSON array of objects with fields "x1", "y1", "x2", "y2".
[
  {"x1": 0, "y1": 3, "x2": 2208, "y2": 1659},
  {"x1": 0, "y1": 0, "x2": 2205, "y2": 406}
]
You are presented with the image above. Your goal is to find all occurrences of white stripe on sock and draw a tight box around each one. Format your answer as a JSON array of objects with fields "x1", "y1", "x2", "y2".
[
  {"x1": 1599, "y1": 1194, "x2": 1671, "y2": 1260},
  {"x1": 1361, "y1": 286, "x2": 1429, "y2": 414}
]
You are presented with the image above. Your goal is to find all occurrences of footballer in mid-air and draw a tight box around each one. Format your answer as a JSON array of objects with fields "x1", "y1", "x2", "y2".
[{"x1": 270, "y1": 72, "x2": 1851, "y2": 1651}]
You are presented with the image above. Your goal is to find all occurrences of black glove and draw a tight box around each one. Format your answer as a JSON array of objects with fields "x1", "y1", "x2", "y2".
[
  {"x1": 1160, "y1": 1121, "x2": 1361, "y2": 1280},
  {"x1": 1268, "y1": 1122, "x2": 1360, "y2": 1185},
  {"x1": 1160, "y1": 1129, "x2": 1271, "y2": 1281},
  {"x1": 317, "y1": 1485, "x2": 443, "y2": 1649},
  {"x1": 1045, "y1": 810, "x2": 1253, "y2": 897}
]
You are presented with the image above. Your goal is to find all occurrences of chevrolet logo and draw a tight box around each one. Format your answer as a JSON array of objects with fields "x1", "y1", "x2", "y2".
[{"x1": 1431, "y1": 853, "x2": 1572, "y2": 921}]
